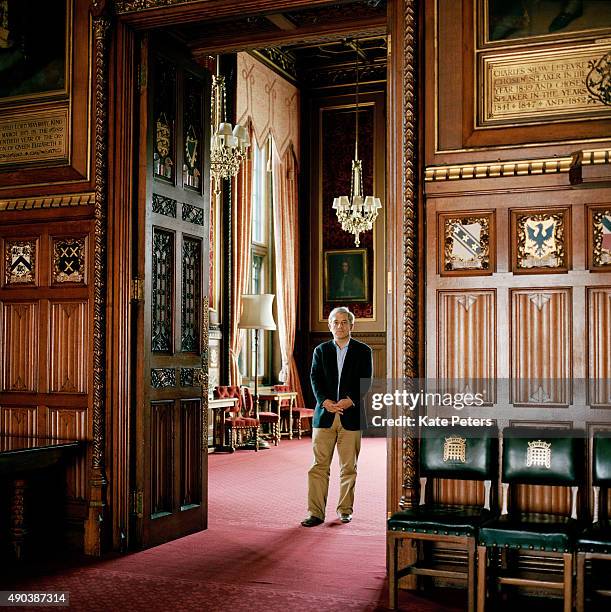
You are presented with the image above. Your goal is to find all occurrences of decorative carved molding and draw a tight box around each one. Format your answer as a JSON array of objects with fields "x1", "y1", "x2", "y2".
[
  {"x1": 87, "y1": 5, "x2": 111, "y2": 555},
  {"x1": 400, "y1": 0, "x2": 418, "y2": 510},
  {"x1": 201, "y1": 296, "x2": 210, "y2": 448},
  {"x1": 456, "y1": 295, "x2": 478, "y2": 311},
  {"x1": 151, "y1": 368, "x2": 176, "y2": 388},
  {"x1": 182, "y1": 202, "x2": 205, "y2": 225},
  {"x1": 114, "y1": 0, "x2": 193, "y2": 13},
  {"x1": 152, "y1": 193, "x2": 177, "y2": 217},
  {"x1": 251, "y1": 47, "x2": 297, "y2": 83},
  {"x1": 425, "y1": 148, "x2": 611, "y2": 182},
  {"x1": 0, "y1": 193, "x2": 95, "y2": 211},
  {"x1": 528, "y1": 293, "x2": 552, "y2": 311}
]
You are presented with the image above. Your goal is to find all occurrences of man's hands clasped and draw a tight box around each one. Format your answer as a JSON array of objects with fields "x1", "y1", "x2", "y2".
[{"x1": 322, "y1": 398, "x2": 353, "y2": 414}]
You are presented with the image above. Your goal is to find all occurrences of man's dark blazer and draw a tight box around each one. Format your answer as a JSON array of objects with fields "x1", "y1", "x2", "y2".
[{"x1": 310, "y1": 338, "x2": 373, "y2": 431}]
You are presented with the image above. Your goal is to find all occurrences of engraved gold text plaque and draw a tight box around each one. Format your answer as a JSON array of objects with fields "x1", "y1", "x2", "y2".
[
  {"x1": 0, "y1": 107, "x2": 69, "y2": 167},
  {"x1": 480, "y1": 43, "x2": 611, "y2": 126}
]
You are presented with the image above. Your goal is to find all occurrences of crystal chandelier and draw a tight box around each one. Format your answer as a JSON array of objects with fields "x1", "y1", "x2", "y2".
[
  {"x1": 332, "y1": 41, "x2": 382, "y2": 247},
  {"x1": 210, "y1": 60, "x2": 249, "y2": 193}
]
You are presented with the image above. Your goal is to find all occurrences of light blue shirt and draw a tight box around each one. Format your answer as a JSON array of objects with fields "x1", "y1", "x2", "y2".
[{"x1": 334, "y1": 340, "x2": 350, "y2": 401}]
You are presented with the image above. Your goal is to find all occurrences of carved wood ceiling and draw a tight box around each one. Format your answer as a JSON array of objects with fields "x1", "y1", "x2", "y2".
[{"x1": 176, "y1": 1, "x2": 387, "y2": 89}]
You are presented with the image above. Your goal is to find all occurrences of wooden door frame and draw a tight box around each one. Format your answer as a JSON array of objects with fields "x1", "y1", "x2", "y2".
[{"x1": 105, "y1": 0, "x2": 421, "y2": 552}]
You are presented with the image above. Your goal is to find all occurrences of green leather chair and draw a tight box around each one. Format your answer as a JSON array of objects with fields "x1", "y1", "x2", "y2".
[
  {"x1": 576, "y1": 433, "x2": 611, "y2": 612},
  {"x1": 388, "y1": 426, "x2": 497, "y2": 612},
  {"x1": 477, "y1": 428, "x2": 584, "y2": 612}
]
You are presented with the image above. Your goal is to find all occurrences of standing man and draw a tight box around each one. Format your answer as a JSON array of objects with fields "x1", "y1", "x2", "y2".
[{"x1": 301, "y1": 307, "x2": 373, "y2": 527}]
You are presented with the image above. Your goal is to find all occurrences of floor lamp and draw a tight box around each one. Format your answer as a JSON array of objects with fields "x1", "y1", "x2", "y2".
[{"x1": 238, "y1": 294, "x2": 277, "y2": 448}]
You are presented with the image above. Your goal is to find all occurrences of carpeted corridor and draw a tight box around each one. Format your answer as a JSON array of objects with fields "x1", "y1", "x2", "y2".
[{"x1": 3, "y1": 437, "x2": 466, "y2": 611}]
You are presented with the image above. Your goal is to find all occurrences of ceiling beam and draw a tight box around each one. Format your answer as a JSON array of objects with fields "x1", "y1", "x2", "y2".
[
  {"x1": 116, "y1": 0, "x2": 355, "y2": 30},
  {"x1": 265, "y1": 13, "x2": 298, "y2": 31},
  {"x1": 189, "y1": 15, "x2": 387, "y2": 56}
]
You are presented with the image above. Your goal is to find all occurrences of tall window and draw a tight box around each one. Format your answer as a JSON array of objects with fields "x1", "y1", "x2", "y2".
[{"x1": 240, "y1": 138, "x2": 273, "y2": 383}]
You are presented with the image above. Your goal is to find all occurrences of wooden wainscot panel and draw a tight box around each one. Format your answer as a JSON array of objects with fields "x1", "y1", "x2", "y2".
[
  {"x1": 0, "y1": 406, "x2": 37, "y2": 436},
  {"x1": 47, "y1": 407, "x2": 87, "y2": 499},
  {"x1": 180, "y1": 399, "x2": 201, "y2": 508},
  {"x1": 151, "y1": 401, "x2": 174, "y2": 516},
  {"x1": 587, "y1": 287, "x2": 611, "y2": 408},
  {"x1": 437, "y1": 290, "x2": 496, "y2": 380},
  {"x1": 49, "y1": 301, "x2": 88, "y2": 394},
  {"x1": 0, "y1": 0, "x2": 93, "y2": 195},
  {"x1": 1, "y1": 302, "x2": 39, "y2": 392},
  {"x1": 511, "y1": 288, "x2": 572, "y2": 405}
]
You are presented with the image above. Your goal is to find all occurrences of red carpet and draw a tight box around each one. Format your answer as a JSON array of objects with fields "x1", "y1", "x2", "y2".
[{"x1": 3, "y1": 437, "x2": 466, "y2": 611}]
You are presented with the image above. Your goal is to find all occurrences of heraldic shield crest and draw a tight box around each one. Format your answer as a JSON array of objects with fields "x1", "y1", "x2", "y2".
[
  {"x1": 515, "y1": 210, "x2": 567, "y2": 271},
  {"x1": 442, "y1": 213, "x2": 493, "y2": 275},
  {"x1": 6, "y1": 240, "x2": 36, "y2": 284},
  {"x1": 156, "y1": 112, "x2": 171, "y2": 158}
]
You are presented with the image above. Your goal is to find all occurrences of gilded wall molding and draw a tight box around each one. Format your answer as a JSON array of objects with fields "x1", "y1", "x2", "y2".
[
  {"x1": 201, "y1": 296, "x2": 210, "y2": 448},
  {"x1": 425, "y1": 148, "x2": 611, "y2": 182},
  {"x1": 114, "y1": 0, "x2": 195, "y2": 13},
  {"x1": 86, "y1": 4, "x2": 111, "y2": 555},
  {"x1": 0, "y1": 193, "x2": 95, "y2": 211},
  {"x1": 401, "y1": 0, "x2": 418, "y2": 510}
]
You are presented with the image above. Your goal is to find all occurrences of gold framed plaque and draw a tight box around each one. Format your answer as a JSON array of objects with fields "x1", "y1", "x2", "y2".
[{"x1": 479, "y1": 42, "x2": 611, "y2": 126}]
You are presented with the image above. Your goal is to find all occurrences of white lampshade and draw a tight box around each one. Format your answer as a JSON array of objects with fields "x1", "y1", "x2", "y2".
[
  {"x1": 218, "y1": 122, "x2": 233, "y2": 136},
  {"x1": 239, "y1": 294, "x2": 277, "y2": 330}
]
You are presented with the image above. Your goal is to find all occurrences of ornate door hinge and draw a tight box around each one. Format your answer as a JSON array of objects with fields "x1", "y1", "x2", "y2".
[
  {"x1": 131, "y1": 277, "x2": 144, "y2": 303},
  {"x1": 131, "y1": 490, "x2": 143, "y2": 518}
]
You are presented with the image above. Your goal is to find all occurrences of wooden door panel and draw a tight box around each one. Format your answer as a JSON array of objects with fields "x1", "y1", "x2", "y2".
[{"x1": 133, "y1": 37, "x2": 210, "y2": 548}]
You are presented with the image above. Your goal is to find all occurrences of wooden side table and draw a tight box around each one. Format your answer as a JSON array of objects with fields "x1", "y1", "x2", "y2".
[{"x1": 258, "y1": 391, "x2": 297, "y2": 439}]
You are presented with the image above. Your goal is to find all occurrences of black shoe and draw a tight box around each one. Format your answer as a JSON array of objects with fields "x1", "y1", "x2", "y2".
[
  {"x1": 549, "y1": 0, "x2": 583, "y2": 32},
  {"x1": 339, "y1": 513, "x2": 352, "y2": 523},
  {"x1": 301, "y1": 516, "x2": 324, "y2": 527}
]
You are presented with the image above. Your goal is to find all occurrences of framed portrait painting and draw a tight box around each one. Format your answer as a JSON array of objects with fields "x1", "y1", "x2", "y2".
[
  {"x1": 0, "y1": 0, "x2": 70, "y2": 104},
  {"x1": 324, "y1": 249, "x2": 368, "y2": 303}
]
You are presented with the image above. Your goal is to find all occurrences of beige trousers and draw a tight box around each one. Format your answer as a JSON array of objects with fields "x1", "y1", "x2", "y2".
[{"x1": 307, "y1": 413, "x2": 362, "y2": 519}]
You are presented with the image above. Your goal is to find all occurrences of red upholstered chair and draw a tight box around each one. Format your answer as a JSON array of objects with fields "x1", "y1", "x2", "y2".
[
  {"x1": 272, "y1": 384, "x2": 314, "y2": 439},
  {"x1": 242, "y1": 386, "x2": 280, "y2": 446},
  {"x1": 213, "y1": 385, "x2": 259, "y2": 451}
]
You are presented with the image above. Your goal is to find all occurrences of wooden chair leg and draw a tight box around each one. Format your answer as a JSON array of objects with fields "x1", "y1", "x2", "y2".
[
  {"x1": 388, "y1": 535, "x2": 399, "y2": 610},
  {"x1": 563, "y1": 552, "x2": 572, "y2": 612},
  {"x1": 477, "y1": 545, "x2": 487, "y2": 612},
  {"x1": 576, "y1": 552, "x2": 585, "y2": 612},
  {"x1": 467, "y1": 537, "x2": 476, "y2": 612}
]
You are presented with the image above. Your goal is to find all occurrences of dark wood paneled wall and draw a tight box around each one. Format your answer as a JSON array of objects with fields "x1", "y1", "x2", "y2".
[{"x1": 424, "y1": 0, "x2": 611, "y2": 522}]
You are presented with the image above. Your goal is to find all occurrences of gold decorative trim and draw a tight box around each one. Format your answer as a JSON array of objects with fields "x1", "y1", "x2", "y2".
[
  {"x1": 0, "y1": 192, "x2": 95, "y2": 211},
  {"x1": 425, "y1": 147, "x2": 611, "y2": 182},
  {"x1": 114, "y1": 0, "x2": 195, "y2": 13},
  {"x1": 592, "y1": 208, "x2": 611, "y2": 268},
  {"x1": 90, "y1": 7, "x2": 110, "y2": 527},
  {"x1": 201, "y1": 296, "x2": 210, "y2": 449},
  {"x1": 400, "y1": 0, "x2": 418, "y2": 511}
]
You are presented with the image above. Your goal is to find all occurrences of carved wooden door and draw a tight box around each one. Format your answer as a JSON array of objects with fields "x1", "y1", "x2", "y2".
[{"x1": 132, "y1": 36, "x2": 210, "y2": 548}]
